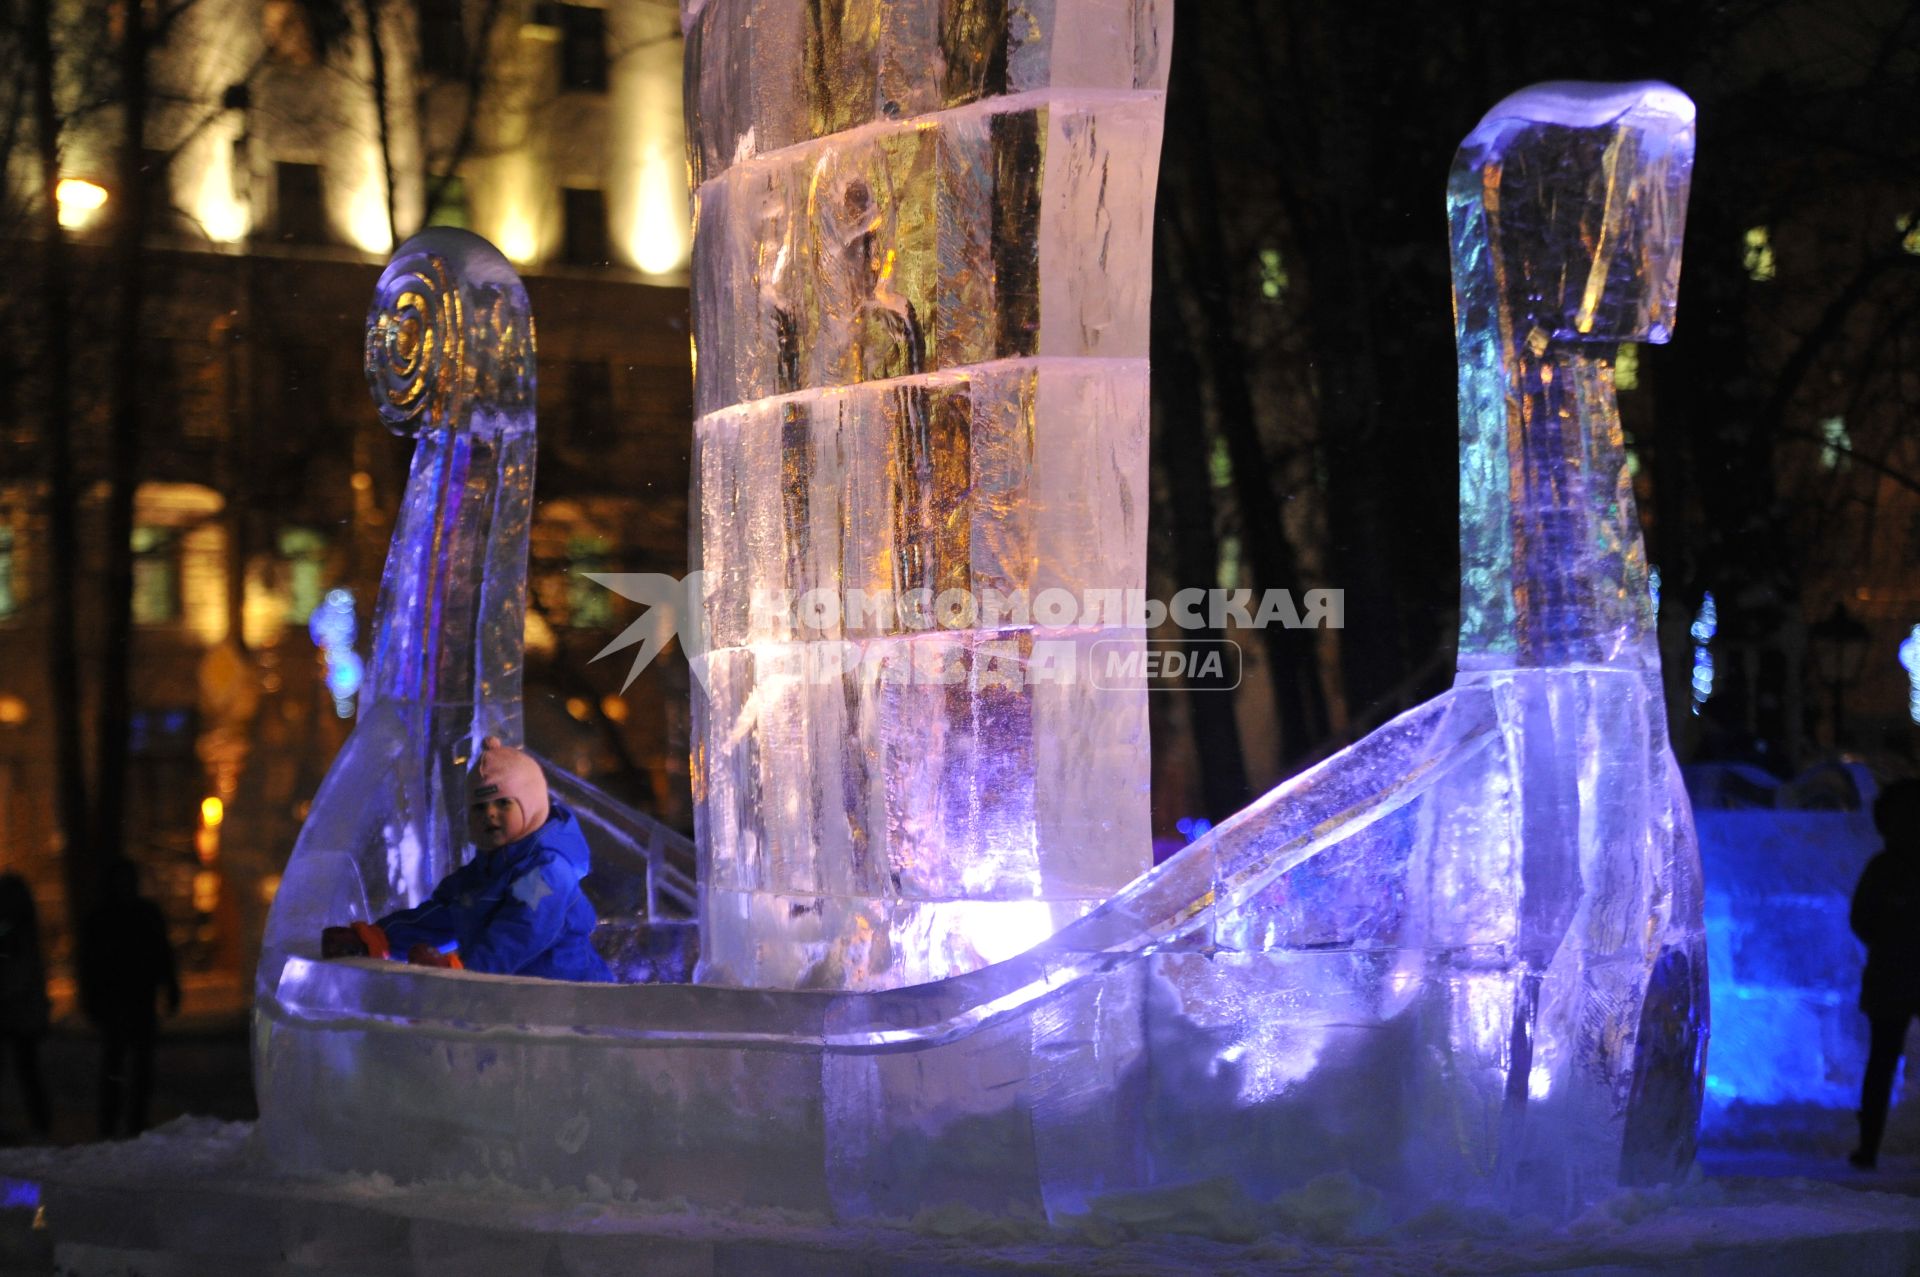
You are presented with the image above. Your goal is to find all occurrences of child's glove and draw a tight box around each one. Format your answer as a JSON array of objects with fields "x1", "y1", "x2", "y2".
[
  {"x1": 321, "y1": 925, "x2": 366, "y2": 958},
  {"x1": 406, "y1": 943, "x2": 463, "y2": 970},
  {"x1": 321, "y1": 921, "x2": 390, "y2": 960}
]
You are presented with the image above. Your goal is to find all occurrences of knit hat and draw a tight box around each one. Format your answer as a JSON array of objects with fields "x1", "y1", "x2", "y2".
[{"x1": 466, "y1": 736, "x2": 550, "y2": 837}]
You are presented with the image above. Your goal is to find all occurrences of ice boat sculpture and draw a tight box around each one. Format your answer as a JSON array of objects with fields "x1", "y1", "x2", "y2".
[{"x1": 255, "y1": 70, "x2": 1705, "y2": 1223}]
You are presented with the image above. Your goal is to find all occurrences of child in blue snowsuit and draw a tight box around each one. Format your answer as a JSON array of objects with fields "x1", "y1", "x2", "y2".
[{"x1": 323, "y1": 737, "x2": 611, "y2": 981}]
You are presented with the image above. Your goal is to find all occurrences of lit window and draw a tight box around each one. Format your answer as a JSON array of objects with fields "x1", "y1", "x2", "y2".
[
  {"x1": 425, "y1": 175, "x2": 469, "y2": 230},
  {"x1": 0, "y1": 527, "x2": 16, "y2": 621},
  {"x1": 1217, "y1": 534, "x2": 1242, "y2": 593},
  {"x1": 566, "y1": 536, "x2": 612, "y2": 629},
  {"x1": 132, "y1": 527, "x2": 179, "y2": 625},
  {"x1": 1208, "y1": 434, "x2": 1232, "y2": 490},
  {"x1": 558, "y1": 5, "x2": 607, "y2": 92},
  {"x1": 1257, "y1": 247, "x2": 1288, "y2": 302},
  {"x1": 1614, "y1": 341, "x2": 1639, "y2": 390},
  {"x1": 1819, "y1": 416, "x2": 1850, "y2": 471},
  {"x1": 1742, "y1": 226, "x2": 1775, "y2": 282},
  {"x1": 561, "y1": 187, "x2": 608, "y2": 267},
  {"x1": 279, "y1": 527, "x2": 327, "y2": 623}
]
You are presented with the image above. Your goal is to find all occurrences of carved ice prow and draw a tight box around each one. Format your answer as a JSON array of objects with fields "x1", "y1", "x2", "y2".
[
  {"x1": 255, "y1": 229, "x2": 538, "y2": 995},
  {"x1": 1449, "y1": 81, "x2": 1693, "y2": 670}
]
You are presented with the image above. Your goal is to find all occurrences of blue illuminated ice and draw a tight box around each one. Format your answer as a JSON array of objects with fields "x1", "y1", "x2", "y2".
[{"x1": 255, "y1": 65, "x2": 1706, "y2": 1225}]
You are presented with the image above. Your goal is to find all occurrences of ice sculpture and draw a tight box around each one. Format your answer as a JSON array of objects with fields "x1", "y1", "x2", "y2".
[
  {"x1": 256, "y1": 75, "x2": 1705, "y2": 1225},
  {"x1": 685, "y1": 0, "x2": 1170, "y2": 990},
  {"x1": 1442, "y1": 80, "x2": 1706, "y2": 1192},
  {"x1": 255, "y1": 228, "x2": 694, "y2": 1007},
  {"x1": 255, "y1": 227, "x2": 538, "y2": 1001}
]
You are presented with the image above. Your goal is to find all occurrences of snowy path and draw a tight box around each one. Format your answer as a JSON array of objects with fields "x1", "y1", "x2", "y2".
[{"x1": 0, "y1": 1121, "x2": 1914, "y2": 1276}]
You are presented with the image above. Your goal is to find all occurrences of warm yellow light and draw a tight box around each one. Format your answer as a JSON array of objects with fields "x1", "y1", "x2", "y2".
[
  {"x1": 0, "y1": 695, "x2": 27, "y2": 726},
  {"x1": 195, "y1": 825, "x2": 220, "y2": 864},
  {"x1": 192, "y1": 869, "x2": 222, "y2": 913},
  {"x1": 621, "y1": 150, "x2": 688, "y2": 275},
  {"x1": 190, "y1": 130, "x2": 249, "y2": 243},
  {"x1": 342, "y1": 167, "x2": 393, "y2": 254},
  {"x1": 600, "y1": 696, "x2": 628, "y2": 723},
  {"x1": 350, "y1": 470, "x2": 373, "y2": 491},
  {"x1": 259, "y1": 873, "x2": 282, "y2": 904},
  {"x1": 201, "y1": 795, "x2": 225, "y2": 828},
  {"x1": 496, "y1": 212, "x2": 538, "y2": 264},
  {"x1": 565, "y1": 696, "x2": 591, "y2": 721},
  {"x1": 56, "y1": 178, "x2": 108, "y2": 229}
]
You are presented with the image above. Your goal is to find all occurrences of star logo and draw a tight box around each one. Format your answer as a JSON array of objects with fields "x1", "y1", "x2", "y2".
[
  {"x1": 583, "y1": 571, "x2": 710, "y2": 692},
  {"x1": 511, "y1": 871, "x2": 554, "y2": 909}
]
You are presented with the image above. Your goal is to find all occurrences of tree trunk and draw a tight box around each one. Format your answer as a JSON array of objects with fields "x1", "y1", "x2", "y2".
[
  {"x1": 361, "y1": 0, "x2": 400, "y2": 248},
  {"x1": 29, "y1": 0, "x2": 96, "y2": 931},
  {"x1": 93, "y1": 0, "x2": 153, "y2": 873}
]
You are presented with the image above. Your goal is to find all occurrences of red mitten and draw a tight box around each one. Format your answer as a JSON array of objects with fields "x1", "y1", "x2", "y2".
[
  {"x1": 350, "y1": 921, "x2": 391, "y2": 960},
  {"x1": 320, "y1": 926, "x2": 367, "y2": 959},
  {"x1": 406, "y1": 944, "x2": 463, "y2": 970}
]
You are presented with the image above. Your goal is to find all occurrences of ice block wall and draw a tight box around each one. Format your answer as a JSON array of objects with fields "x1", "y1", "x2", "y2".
[
  {"x1": 256, "y1": 228, "x2": 537, "y2": 995},
  {"x1": 1445, "y1": 82, "x2": 1708, "y2": 1189},
  {"x1": 684, "y1": 0, "x2": 1168, "y2": 990}
]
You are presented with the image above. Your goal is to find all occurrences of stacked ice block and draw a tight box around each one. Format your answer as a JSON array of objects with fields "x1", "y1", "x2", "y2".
[{"x1": 685, "y1": 0, "x2": 1170, "y2": 989}]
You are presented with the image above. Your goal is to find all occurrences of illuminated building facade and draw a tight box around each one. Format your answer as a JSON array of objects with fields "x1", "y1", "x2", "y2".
[{"x1": 0, "y1": 0, "x2": 693, "y2": 994}]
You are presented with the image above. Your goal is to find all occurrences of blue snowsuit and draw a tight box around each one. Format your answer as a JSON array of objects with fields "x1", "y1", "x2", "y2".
[{"x1": 377, "y1": 802, "x2": 612, "y2": 982}]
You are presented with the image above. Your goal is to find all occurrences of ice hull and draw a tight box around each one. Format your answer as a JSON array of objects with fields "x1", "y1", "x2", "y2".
[{"x1": 261, "y1": 667, "x2": 1697, "y2": 1218}]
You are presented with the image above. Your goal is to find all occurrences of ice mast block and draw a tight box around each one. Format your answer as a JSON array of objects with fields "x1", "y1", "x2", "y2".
[{"x1": 684, "y1": 0, "x2": 1170, "y2": 989}]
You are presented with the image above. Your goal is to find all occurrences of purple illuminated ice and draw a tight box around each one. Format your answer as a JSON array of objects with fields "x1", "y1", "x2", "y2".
[
  {"x1": 255, "y1": 75, "x2": 1705, "y2": 1226},
  {"x1": 685, "y1": 0, "x2": 1170, "y2": 989}
]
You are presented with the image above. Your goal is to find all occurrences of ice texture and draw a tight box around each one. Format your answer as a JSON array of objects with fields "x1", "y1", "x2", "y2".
[
  {"x1": 686, "y1": 0, "x2": 1167, "y2": 988},
  {"x1": 681, "y1": 0, "x2": 1171, "y2": 188},
  {"x1": 255, "y1": 229, "x2": 691, "y2": 1002},
  {"x1": 256, "y1": 78, "x2": 1707, "y2": 1225},
  {"x1": 1450, "y1": 80, "x2": 1691, "y2": 670},
  {"x1": 1679, "y1": 763, "x2": 1897, "y2": 1123}
]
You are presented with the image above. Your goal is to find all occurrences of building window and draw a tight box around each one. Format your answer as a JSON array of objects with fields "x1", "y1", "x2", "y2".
[
  {"x1": 279, "y1": 527, "x2": 327, "y2": 623},
  {"x1": 132, "y1": 527, "x2": 179, "y2": 625},
  {"x1": 561, "y1": 187, "x2": 608, "y2": 267},
  {"x1": 0, "y1": 527, "x2": 16, "y2": 621},
  {"x1": 275, "y1": 162, "x2": 326, "y2": 243},
  {"x1": 425, "y1": 175, "x2": 469, "y2": 230},
  {"x1": 566, "y1": 536, "x2": 612, "y2": 628},
  {"x1": 417, "y1": 0, "x2": 467, "y2": 79},
  {"x1": 558, "y1": 4, "x2": 607, "y2": 92}
]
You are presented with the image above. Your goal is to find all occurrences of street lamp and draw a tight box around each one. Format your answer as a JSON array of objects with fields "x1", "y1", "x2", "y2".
[{"x1": 1808, "y1": 600, "x2": 1870, "y2": 748}]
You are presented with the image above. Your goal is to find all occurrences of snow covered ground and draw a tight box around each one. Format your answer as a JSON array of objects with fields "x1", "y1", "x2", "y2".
[{"x1": 0, "y1": 1118, "x2": 1914, "y2": 1275}]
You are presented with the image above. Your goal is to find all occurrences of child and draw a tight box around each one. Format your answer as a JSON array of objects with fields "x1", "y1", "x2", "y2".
[{"x1": 323, "y1": 737, "x2": 611, "y2": 982}]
